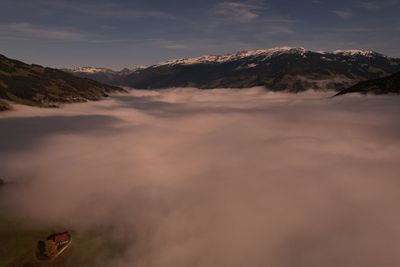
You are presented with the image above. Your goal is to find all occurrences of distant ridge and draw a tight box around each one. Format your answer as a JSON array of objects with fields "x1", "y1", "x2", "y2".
[
  {"x1": 62, "y1": 65, "x2": 147, "y2": 85},
  {"x1": 64, "y1": 47, "x2": 400, "y2": 92}
]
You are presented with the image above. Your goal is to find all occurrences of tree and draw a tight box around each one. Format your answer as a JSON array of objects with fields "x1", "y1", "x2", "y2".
[{"x1": 37, "y1": 240, "x2": 45, "y2": 256}]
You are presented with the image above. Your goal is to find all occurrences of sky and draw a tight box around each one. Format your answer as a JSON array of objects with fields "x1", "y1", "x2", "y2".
[{"x1": 0, "y1": 0, "x2": 399, "y2": 69}]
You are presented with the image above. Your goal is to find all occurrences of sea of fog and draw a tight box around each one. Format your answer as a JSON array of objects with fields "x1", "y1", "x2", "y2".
[{"x1": 1, "y1": 88, "x2": 400, "y2": 267}]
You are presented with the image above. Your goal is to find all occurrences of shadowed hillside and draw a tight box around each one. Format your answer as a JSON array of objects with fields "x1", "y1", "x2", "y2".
[
  {"x1": 336, "y1": 71, "x2": 400, "y2": 96},
  {"x1": 0, "y1": 54, "x2": 126, "y2": 111}
]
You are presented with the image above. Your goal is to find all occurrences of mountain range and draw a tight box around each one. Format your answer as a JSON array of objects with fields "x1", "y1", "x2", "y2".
[
  {"x1": 0, "y1": 54, "x2": 125, "y2": 111},
  {"x1": 65, "y1": 47, "x2": 400, "y2": 92},
  {"x1": 1, "y1": 47, "x2": 399, "y2": 112}
]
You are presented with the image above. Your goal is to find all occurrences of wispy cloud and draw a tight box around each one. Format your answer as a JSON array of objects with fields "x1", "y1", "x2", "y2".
[
  {"x1": 210, "y1": 0, "x2": 295, "y2": 35},
  {"x1": 331, "y1": 9, "x2": 356, "y2": 19},
  {"x1": 359, "y1": 0, "x2": 399, "y2": 11},
  {"x1": 0, "y1": 23, "x2": 84, "y2": 41},
  {"x1": 41, "y1": 0, "x2": 175, "y2": 20},
  {"x1": 87, "y1": 5, "x2": 174, "y2": 20},
  {"x1": 214, "y1": 0, "x2": 268, "y2": 23},
  {"x1": 360, "y1": 1, "x2": 385, "y2": 11},
  {"x1": 0, "y1": 23, "x2": 146, "y2": 44}
]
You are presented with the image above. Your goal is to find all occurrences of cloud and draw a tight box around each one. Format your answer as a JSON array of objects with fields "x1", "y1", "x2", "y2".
[
  {"x1": 331, "y1": 9, "x2": 356, "y2": 19},
  {"x1": 41, "y1": 0, "x2": 175, "y2": 20},
  {"x1": 90, "y1": 6, "x2": 174, "y2": 20},
  {"x1": 359, "y1": 0, "x2": 399, "y2": 11},
  {"x1": 1, "y1": 89, "x2": 400, "y2": 267},
  {"x1": 210, "y1": 0, "x2": 294, "y2": 35},
  {"x1": 214, "y1": 0, "x2": 268, "y2": 23},
  {"x1": 0, "y1": 23, "x2": 84, "y2": 41},
  {"x1": 360, "y1": 1, "x2": 385, "y2": 11}
]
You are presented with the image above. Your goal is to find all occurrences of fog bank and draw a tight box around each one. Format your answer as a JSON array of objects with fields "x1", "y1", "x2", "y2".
[{"x1": 1, "y1": 88, "x2": 400, "y2": 267}]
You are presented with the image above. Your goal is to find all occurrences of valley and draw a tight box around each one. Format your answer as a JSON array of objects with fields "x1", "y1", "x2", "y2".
[{"x1": 1, "y1": 89, "x2": 400, "y2": 266}]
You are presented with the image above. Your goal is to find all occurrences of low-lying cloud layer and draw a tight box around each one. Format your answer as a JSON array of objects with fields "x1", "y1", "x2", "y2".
[{"x1": 1, "y1": 88, "x2": 400, "y2": 267}]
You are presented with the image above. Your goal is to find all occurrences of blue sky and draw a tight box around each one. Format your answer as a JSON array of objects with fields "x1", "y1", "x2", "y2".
[{"x1": 0, "y1": 0, "x2": 399, "y2": 69}]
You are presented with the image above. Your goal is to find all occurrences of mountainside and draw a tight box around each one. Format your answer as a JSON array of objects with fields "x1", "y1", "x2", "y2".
[
  {"x1": 66, "y1": 47, "x2": 400, "y2": 91},
  {"x1": 63, "y1": 66, "x2": 146, "y2": 85},
  {"x1": 0, "y1": 54, "x2": 126, "y2": 110},
  {"x1": 336, "y1": 71, "x2": 400, "y2": 96}
]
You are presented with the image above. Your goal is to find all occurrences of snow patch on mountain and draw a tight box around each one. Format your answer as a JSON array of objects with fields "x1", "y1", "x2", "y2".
[
  {"x1": 333, "y1": 50, "x2": 382, "y2": 57},
  {"x1": 153, "y1": 47, "x2": 391, "y2": 68},
  {"x1": 155, "y1": 47, "x2": 310, "y2": 67},
  {"x1": 67, "y1": 65, "x2": 148, "y2": 75},
  {"x1": 69, "y1": 66, "x2": 115, "y2": 74}
]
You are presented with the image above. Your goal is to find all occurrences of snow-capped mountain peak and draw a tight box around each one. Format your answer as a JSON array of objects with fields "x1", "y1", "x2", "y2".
[
  {"x1": 69, "y1": 66, "x2": 115, "y2": 74},
  {"x1": 333, "y1": 49, "x2": 382, "y2": 57},
  {"x1": 129, "y1": 65, "x2": 148, "y2": 71},
  {"x1": 235, "y1": 46, "x2": 308, "y2": 57},
  {"x1": 66, "y1": 65, "x2": 149, "y2": 75},
  {"x1": 155, "y1": 46, "x2": 310, "y2": 67}
]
